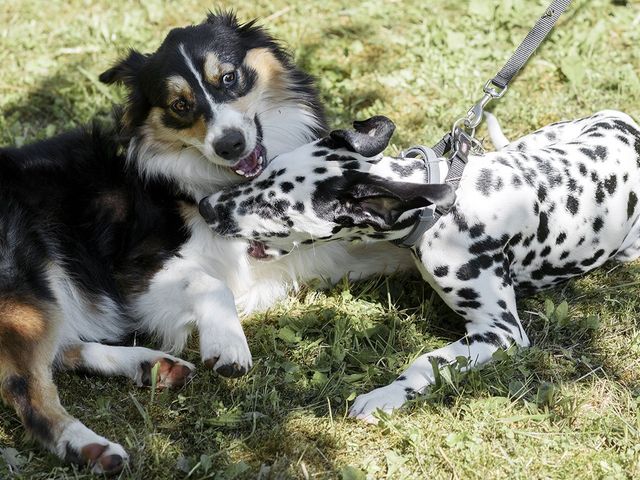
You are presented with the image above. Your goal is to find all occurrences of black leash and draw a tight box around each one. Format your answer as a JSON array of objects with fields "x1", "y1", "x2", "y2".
[{"x1": 394, "y1": 0, "x2": 572, "y2": 248}]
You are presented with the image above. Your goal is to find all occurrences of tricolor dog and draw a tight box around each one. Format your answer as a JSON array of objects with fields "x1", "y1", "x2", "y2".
[
  {"x1": 0, "y1": 12, "x2": 345, "y2": 473},
  {"x1": 200, "y1": 110, "x2": 640, "y2": 423}
]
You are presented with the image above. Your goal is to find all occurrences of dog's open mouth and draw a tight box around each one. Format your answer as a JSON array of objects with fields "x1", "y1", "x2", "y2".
[
  {"x1": 232, "y1": 144, "x2": 266, "y2": 179},
  {"x1": 247, "y1": 240, "x2": 270, "y2": 259}
]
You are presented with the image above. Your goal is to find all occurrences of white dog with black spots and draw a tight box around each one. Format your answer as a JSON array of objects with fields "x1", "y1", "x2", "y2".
[{"x1": 199, "y1": 110, "x2": 640, "y2": 423}]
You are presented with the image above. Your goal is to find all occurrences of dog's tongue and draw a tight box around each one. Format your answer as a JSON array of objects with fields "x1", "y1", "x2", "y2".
[
  {"x1": 248, "y1": 240, "x2": 269, "y2": 259},
  {"x1": 235, "y1": 153, "x2": 258, "y2": 174},
  {"x1": 232, "y1": 144, "x2": 265, "y2": 178}
]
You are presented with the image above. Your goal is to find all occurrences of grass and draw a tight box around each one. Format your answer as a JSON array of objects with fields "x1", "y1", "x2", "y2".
[{"x1": 1, "y1": 0, "x2": 640, "y2": 478}]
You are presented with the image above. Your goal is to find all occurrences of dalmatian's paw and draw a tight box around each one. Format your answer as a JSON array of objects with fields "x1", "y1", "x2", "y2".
[
  {"x1": 348, "y1": 383, "x2": 410, "y2": 424},
  {"x1": 201, "y1": 329, "x2": 253, "y2": 378}
]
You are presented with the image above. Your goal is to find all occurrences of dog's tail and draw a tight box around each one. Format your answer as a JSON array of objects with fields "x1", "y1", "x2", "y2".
[{"x1": 485, "y1": 112, "x2": 510, "y2": 150}]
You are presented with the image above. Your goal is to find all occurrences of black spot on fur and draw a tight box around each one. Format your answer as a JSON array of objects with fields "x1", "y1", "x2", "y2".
[
  {"x1": 531, "y1": 260, "x2": 584, "y2": 280},
  {"x1": 566, "y1": 196, "x2": 579, "y2": 215},
  {"x1": 476, "y1": 168, "x2": 494, "y2": 196},
  {"x1": 595, "y1": 182, "x2": 605, "y2": 204},
  {"x1": 459, "y1": 300, "x2": 482, "y2": 309},
  {"x1": 293, "y1": 202, "x2": 305, "y2": 213},
  {"x1": 628, "y1": 192, "x2": 638, "y2": 220},
  {"x1": 390, "y1": 160, "x2": 422, "y2": 178},
  {"x1": 458, "y1": 288, "x2": 479, "y2": 300},
  {"x1": 452, "y1": 210, "x2": 469, "y2": 232},
  {"x1": 578, "y1": 163, "x2": 587, "y2": 176},
  {"x1": 466, "y1": 332, "x2": 503, "y2": 347},
  {"x1": 469, "y1": 224, "x2": 485, "y2": 239},
  {"x1": 556, "y1": 232, "x2": 567, "y2": 245},
  {"x1": 295, "y1": 176, "x2": 305, "y2": 183},
  {"x1": 434, "y1": 265, "x2": 449, "y2": 277},
  {"x1": 313, "y1": 167, "x2": 327, "y2": 174},
  {"x1": 280, "y1": 181, "x2": 294, "y2": 193},
  {"x1": 522, "y1": 234, "x2": 535, "y2": 248},
  {"x1": 456, "y1": 255, "x2": 493, "y2": 281},
  {"x1": 469, "y1": 234, "x2": 509, "y2": 254},
  {"x1": 343, "y1": 160, "x2": 360, "y2": 170},
  {"x1": 312, "y1": 150, "x2": 329, "y2": 157},
  {"x1": 522, "y1": 250, "x2": 536, "y2": 266},
  {"x1": 540, "y1": 246, "x2": 551, "y2": 257},
  {"x1": 501, "y1": 311, "x2": 519, "y2": 328},
  {"x1": 512, "y1": 175, "x2": 523, "y2": 187},
  {"x1": 593, "y1": 217, "x2": 604, "y2": 233},
  {"x1": 581, "y1": 249, "x2": 605, "y2": 267},
  {"x1": 537, "y1": 185, "x2": 547, "y2": 202},
  {"x1": 537, "y1": 212, "x2": 549, "y2": 243},
  {"x1": 604, "y1": 175, "x2": 617, "y2": 195},
  {"x1": 255, "y1": 178, "x2": 275, "y2": 190}
]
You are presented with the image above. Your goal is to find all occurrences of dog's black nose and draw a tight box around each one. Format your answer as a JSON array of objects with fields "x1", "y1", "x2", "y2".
[{"x1": 214, "y1": 129, "x2": 246, "y2": 160}]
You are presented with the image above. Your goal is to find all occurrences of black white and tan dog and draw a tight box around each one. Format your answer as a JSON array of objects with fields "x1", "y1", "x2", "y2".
[
  {"x1": 201, "y1": 110, "x2": 640, "y2": 423},
  {"x1": 0, "y1": 12, "x2": 343, "y2": 473}
]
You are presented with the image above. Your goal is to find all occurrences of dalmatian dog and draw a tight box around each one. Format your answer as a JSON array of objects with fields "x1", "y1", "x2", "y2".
[{"x1": 199, "y1": 110, "x2": 640, "y2": 423}]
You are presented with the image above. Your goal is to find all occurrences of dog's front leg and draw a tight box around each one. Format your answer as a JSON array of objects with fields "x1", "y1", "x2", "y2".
[
  {"x1": 135, "y1": 255, "x2": 252, "y2": 378},
  {"x1": 350, "y1": 250, "x2": 529, "y2": 423},
  {"x1": 187, "y1": 268, "x2": 253, "y2": 377}
]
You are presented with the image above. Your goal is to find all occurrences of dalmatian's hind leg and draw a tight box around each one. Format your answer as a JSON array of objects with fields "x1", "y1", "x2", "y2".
[{"x1": 349, "y1": 264, "x2": 528, "y2": 423}]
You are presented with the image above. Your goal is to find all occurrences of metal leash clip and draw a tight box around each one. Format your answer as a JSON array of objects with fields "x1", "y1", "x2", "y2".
[{"x1": 466, "y1": 80, "x2": 508, "y2": 130}]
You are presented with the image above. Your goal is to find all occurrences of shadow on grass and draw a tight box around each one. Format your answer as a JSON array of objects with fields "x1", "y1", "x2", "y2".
[{"x1": 1, "y1": 60, "x2": 116, "y2": 146}]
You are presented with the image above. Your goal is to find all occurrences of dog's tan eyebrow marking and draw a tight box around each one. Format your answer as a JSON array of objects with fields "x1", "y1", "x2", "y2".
[
  {"x1": 244, "y1": 47, "x2": 285, "y2": 85},
  {"x1": 165, "y1": 75, "x2": 194, "y2": 102},
  {"x1": 203, "y1": 52, "x2": 234, "y2": 85}
]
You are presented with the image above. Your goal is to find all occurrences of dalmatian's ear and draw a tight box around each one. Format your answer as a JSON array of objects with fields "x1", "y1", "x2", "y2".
[
  {"x1": 329, "y1": 116, "x2": 396, "y2": 157},
  {"x1": 350, "y1": 178, "x2": 454, "y2": 227}
]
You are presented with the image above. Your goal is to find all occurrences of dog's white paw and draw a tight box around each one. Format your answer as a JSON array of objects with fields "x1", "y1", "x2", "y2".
[
  {"x1": 57, "y1": 420, "x2": 129, "y2": 475},
  {"x1": 201, "y1": 328, "x2": 253, "y2": 378},
  {"x1": 348, "y1": 383, "x2": 410, "y2": 424}
]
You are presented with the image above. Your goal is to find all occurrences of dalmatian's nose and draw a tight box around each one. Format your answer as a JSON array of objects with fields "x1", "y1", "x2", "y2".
[{"x1": 198, "y1": 197, "x2": 217, "y2": 225}]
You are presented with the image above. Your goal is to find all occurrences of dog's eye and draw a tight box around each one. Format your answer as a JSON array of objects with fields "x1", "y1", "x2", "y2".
[
  {"x1": 222, "y1": 71, "x2": 237, "y2": 86},
  {"x1": 170, "y1": 99, "x2": 190, "y2": 114}
]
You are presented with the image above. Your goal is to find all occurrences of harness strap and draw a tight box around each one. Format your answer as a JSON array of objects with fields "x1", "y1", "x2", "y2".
[{"x1": 431, "y1": 133, "x2": 452, "y2": 158}]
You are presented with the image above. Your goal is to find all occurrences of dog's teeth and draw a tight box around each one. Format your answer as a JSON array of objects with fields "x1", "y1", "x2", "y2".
[
  {"x1": 235, "y1": 169, "x2": 245, "y2": 176},
  {"x1": 258, "y1": 156, "x2": 264, "y2": 165}
]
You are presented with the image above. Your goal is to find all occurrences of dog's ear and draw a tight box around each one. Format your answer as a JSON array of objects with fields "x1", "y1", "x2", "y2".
[
  {"x1": 99, "y1": 49, "x2": 147, "y2": 85},
  {"x1": 329, "y1": 116, "x2": 396, "y2": 157},
  {"x1": 349, "y1": 178, "x2": 454, "y2": 227}
]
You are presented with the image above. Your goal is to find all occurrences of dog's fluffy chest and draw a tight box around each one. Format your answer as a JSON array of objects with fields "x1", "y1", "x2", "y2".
[{"x1": 417, "y1": 110, "x2": 640, "y2": 292}]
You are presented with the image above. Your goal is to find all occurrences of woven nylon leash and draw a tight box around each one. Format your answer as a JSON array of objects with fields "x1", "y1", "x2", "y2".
[{"x1": 394, "y1": 0, "x2": 572, "y2": 248}]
